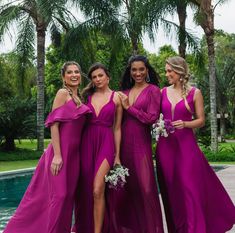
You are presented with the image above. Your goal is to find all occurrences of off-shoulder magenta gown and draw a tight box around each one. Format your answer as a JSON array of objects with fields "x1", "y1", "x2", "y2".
[
  {"x1": 72, "y1": 91, "x2": 116, "y2": 233},
  {"x1": 156, "y1": 87, "x2": 235, "y2": 233},
  {"x1": 3, "y1": 100, "x2": 91, "y2": 233},
  {"x1": 107, "y1": 84, "x2": 164, "y2": 233}
]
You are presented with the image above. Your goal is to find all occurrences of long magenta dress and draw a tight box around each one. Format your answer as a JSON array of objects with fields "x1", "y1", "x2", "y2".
[
  {"x1": 107, "y1": 84, "x2": 164, "y2": 233},
  {"x1": 156, "y1": 87, "x2": 235, "y2": 233},
  {"x1": 72, "y1": 91, "x2": 116, "y2": 233},
  {"x1": 3, "y1": 100, "x2": 91, "y2": 233}
]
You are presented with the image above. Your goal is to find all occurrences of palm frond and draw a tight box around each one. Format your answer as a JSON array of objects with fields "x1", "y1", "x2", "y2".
[
  {"x1": 0, "y1": 5, "x2": 23, "y2": 41},
  {"x1": 74, "y1": 0, "x2": 121, "y2": 19},
  {"x1": 49, "y1": 22, "x2": 62, "y2": 47},
  {"x1": 15, "y1": 15, "x2": 35, "y2": 94},
  {"x1": 37, "y1": 0, "x2": 65, "y2": 21},
  {"x1": 62, "y1": 21, "x2": 96, "y2": 71}
]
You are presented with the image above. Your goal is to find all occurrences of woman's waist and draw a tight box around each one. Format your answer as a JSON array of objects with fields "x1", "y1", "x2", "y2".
[
  {"x1": 122, "y1": 118, "x2": 150, "y2": 128},
  {"x1": 88, "y1": 119, "x2": 113, "y2": 128}
]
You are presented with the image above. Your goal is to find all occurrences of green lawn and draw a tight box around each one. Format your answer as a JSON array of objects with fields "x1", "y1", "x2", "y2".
[
  {"x1": 0, "y1": 139, "x2": 50, "y2": 171},
  {"x1": 15, "y1": 139, "x2": 51, "y2": 149},
  {"x1": 0, "y1": 160, "x2": 38, "y2": 172}
]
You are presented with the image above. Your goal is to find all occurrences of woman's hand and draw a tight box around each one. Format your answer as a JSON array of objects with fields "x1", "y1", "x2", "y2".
[
  {"x1": 117, "y1": 91, "x2": 130, "y2": 110},
  {"x1": 113, "y1": 155, "x2": 121, "y2": 166},
  {"x1": 50, "y1": 155, "x2": 63, "y2": 176},
  {"x1": 172, "y1": 120, "x2": 185, "y2": 129}
]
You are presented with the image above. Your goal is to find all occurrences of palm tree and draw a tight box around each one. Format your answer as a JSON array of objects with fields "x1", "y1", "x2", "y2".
[
  {"x1": 190, "y1": 0, "x2": 233, "y2": 151},
  {"x1": 0, "y1": 0, "x2": 76, "y2": 151},
  {"x1": 216, "y1": 60, "x2": 235, "y2": 141},
  {"x1": 162, "y1": 0, "x2": 188, "y2": 58},
  {"x1": 215, "y1": 32, "x2": 235, "y2": 141},
  {"x1": 175, "y1": 0, "x2": 188, "y2": 58},
  {"x1": 72, "y1": 0, "x2": 169, "y2": 55},
  {"x1": 188, "y1": 0, "x2": 217, "y2": 151},
  {"x1": 160, "y1": 0, "x2": 205, "y2": 63}
]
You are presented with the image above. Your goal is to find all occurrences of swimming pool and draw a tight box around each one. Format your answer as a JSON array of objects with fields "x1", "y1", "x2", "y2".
[{"x1": 0, "y1": 170, "x2": 33, "y2": 231}]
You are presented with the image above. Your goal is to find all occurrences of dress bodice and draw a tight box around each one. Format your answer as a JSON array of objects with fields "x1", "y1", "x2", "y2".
[
  {"x1": 87, "y1": 91, "x2": 116, "y2": 127},
  {"x1": 161, "y1": 87, "x2": 196, "y2": 121}
]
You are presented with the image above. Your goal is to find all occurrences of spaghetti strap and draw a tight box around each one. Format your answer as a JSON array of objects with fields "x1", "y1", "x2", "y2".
[
  {"x1": 110, "y1": 91, "x2": 115, "y2": 101},
  {"x1": 188, "y1": 87, "x2": 196, "y2": 102}
]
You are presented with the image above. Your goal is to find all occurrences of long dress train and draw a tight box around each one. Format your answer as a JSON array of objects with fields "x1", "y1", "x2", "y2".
[
  {"x1": 3, "y1": 100, "x2": 91, "y2": 233},
  {"x1": 156, "y1": 87, "x2": 235, "y2": 233}
]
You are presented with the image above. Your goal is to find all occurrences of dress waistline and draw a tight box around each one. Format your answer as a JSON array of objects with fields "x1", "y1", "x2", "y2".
[{"x1": 89, "y1": 120, "x2": 112, "y2": 128}]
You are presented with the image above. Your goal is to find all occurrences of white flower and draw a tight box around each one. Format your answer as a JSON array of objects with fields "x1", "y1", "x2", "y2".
[
  {"x1": 152, "y1": 113, "x2": 175, "y2": 142},
  {"x1": 105, "y1": 164, "x2": 129, "y2": 190}
]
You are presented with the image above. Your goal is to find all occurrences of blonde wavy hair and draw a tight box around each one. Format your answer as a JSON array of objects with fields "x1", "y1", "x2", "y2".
[{"x1": 166, "y1": 56, "x2": 192, "y2": 113}]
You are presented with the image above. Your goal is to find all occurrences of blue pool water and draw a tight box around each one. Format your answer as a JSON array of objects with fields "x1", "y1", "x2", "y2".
[{"x1": 0, "y1": 173, "x2": 32, "y2": 231}]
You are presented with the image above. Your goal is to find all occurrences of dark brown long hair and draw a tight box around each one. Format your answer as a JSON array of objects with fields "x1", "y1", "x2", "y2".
[{"x1": 82, "y1": 63, "x2": 110, "y2": 102}]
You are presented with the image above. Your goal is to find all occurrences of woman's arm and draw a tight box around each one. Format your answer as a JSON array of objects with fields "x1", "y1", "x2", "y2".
[
  {"x1": 172, "y1": 89, "x2": 205, "y2": 129},
  {"x1": 50, "y1": 89, "x2": 69, "y2": 175},
  {"x1": 118, "y1": 86, "x2": 161, "y2": 124},
  {"x1": 113, "y1": 92, "x2": 123, "y2": 165}
]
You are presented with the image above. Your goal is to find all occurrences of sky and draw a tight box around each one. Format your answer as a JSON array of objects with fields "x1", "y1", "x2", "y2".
[{"x1": 0, "y1": 1, "x2": 234, "y2": 54}]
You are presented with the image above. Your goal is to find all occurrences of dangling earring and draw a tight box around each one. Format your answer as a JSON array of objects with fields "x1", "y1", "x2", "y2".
[
  {"x1": 179, "y1": 77, "x2": 183, "y2": 82},
  {"x1": 92, "y1": 83, "x2": 95, "y2": 88},
  {"x1": 146, "y1": 73, "x2": 150, "y2": 83}
]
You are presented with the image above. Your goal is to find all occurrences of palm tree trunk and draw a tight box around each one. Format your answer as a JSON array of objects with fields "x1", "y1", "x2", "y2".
[
  {"x1": 176, "y1": 1, "x2": 187, "y2": 58},
  {"x1": 131, "y1": 36, "x2": 138, "y2": 55},
  {"x1": 36, "y1": 28, "x2": 46, "y2": 151},
  {"x1": 205, "y1": 18, "x2": 218, "y2": 152},
  {"x1": 193, "y1": 0, "x2": 218, "y2": 152}
]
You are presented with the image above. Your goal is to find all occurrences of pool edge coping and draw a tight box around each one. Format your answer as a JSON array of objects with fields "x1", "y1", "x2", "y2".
[{"x1": 0, "y1": 167, "x2": 35, "y2": 179}]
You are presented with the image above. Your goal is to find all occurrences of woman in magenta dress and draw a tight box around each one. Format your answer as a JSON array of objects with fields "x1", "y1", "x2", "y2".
[
  {"x1": 156, "y1": 56, "x2": 235, "y2": 233},
  {"x1": 72, "y1": 63, "x2": 123, "y2": 233},
  {"x1": 113, "y1": 55, "x2": 164, "y2": 233},
  {"x1": 3, "y1": 61, "x2": 91, "y2": 233}
]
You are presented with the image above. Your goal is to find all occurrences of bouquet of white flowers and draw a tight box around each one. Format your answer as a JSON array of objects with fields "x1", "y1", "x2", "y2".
[
  {"x1": 152, "y1": 113, "x2": 175, "y2": 141},
  {"x1": 105, "y1": 164, "x2": 129, "y2": 190}
]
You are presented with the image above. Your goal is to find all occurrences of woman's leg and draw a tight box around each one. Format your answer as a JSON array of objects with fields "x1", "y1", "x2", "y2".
[{"x1": 93, "y1": 159, "x2": 110, "y2": 233}]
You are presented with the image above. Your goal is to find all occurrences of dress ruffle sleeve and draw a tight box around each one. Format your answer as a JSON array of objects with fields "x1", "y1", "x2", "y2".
[{"x1": 45, "y1": 101, "x2": 91, "y2": 128}]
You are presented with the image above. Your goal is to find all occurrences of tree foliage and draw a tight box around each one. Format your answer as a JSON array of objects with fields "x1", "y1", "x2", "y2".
[{"x1": 0, "y1": 53, "x2": 36, "y2": 151}]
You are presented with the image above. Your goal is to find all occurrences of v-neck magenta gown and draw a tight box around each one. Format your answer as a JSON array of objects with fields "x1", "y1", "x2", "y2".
[
  {"x1": 72, "y1": 91, "x2": 116, "y2": 233},
  {"x1": 3, "y1": 100, "x2": 91, "y2": 233},
  {"x1": 106, "y1": 84, "x2": 164, "y2": 233},
  {"x1": 156, "y1": 87, "x2": 235, "y2": 233}
]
